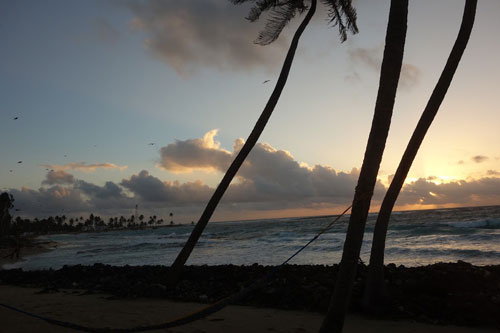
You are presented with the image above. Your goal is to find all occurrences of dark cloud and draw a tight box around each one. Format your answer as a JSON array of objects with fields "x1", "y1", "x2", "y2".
[
  {"x1": 125, "y1": 0, "x2": 288, "y2": 76},
  {"x1": 77, "y1": 180, "x2": 124, "y2": 199},
  {"x1": 347, "y1": 46, "x2": 420, "y2": 89},
  {"x1": 121, "y1": 170, "x2": 213, "y2": 204},
  {"x1": 42, "y1": 170, "x2": 75, "y2": 185},
  {"x1": 487, "y1": 170, "x2": 500, "y2": 176},
  {"x1": 398, "y1": 177, "x2": 500, "y2": 206},
  {"x1": 471, "y1": 155, "x2": 488, "y2": 163},
  {"x1": 9, "y1": 185, "x2": 89, "y2": 216}
]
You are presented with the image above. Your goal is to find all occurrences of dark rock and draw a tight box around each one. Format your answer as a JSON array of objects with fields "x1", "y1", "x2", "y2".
[{"x1": 0, "y1": 262, "x2": 499, "y2": 329}]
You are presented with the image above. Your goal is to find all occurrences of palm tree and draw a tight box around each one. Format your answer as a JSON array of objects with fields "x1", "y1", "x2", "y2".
[
  {"x1": 363, "y1": 0, "x2": 477, "y2": 312},
  {"x1": 319, "y1": 1, "x2": 408, "y2": 331},
  {"x1": 168, "y1": 0, "x2": 358, "y2": 285}
]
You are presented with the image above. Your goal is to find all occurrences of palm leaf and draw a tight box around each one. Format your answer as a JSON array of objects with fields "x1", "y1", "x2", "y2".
[
  {"x1": 231, "y1": 0, "x2": 357, "y2": 44},
  {"x1": 321, "y1": 0, "x2": 358, "y2": 42}
]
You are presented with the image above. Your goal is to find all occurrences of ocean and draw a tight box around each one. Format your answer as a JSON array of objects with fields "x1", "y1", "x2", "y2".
[{"x1": 5, "y1": 205, "x2": 500, "y2": 270}]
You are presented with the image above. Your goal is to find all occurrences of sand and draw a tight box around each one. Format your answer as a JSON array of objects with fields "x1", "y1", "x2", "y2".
[{"x1": 0, "y1": 286, "x2": 496, "y2": 333}]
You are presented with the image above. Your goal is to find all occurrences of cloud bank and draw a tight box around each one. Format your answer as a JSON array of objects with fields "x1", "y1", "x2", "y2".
[{"x1": 8, "y1": 131, "x2": 500, "y2": 219}]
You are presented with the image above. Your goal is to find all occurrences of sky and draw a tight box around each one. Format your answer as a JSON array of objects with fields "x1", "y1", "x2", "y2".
[{"x1": 1, "y1": 0, "x2": 499, "y2": 223}]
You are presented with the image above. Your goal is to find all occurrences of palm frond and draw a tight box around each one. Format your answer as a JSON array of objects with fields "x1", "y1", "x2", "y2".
[
  {"x1": 256, "y1": 0, "x2": 307, "y2": 45},
  {"x1": 231, "y1": 0, "x2": 357, "y2": 45},
  {"x1": 321, "y1": 0, "x2": 358, "y2": 42},
  {"x1": 231, "y1": 0, "x2": 307, "y2": 45},
  {"x1": 230, "y1": 0, "x2": 280, "y2": 22}
]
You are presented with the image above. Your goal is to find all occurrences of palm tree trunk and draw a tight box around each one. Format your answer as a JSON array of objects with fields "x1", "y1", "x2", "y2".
[
  {"x1": 363, "y1": 0, "x2": 477, "y2": 312},
  {"x1": 167, "y1": 0, "x2": 317, "y2": 286},
  {"x1": 319, "y1": 1, "x2": 408, "y2": 331}
]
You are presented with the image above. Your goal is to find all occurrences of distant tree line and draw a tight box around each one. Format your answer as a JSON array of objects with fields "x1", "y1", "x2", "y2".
[
  {"x1": 1, "y1": 192, "x2": 171, "y2": 237},
  {"x1": 8, "y1": 213, "x2": 167, "y2": 235}
]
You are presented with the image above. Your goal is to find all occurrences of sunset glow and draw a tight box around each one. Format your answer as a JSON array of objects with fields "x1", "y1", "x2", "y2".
[{"x1": 1, "y1": 0, "x2": 499, "y2": 222}]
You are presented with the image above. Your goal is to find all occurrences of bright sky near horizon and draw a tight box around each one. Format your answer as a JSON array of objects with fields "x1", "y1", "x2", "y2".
[{"x1": 1, "y1": 0, "x2": 499, "y2": 222}]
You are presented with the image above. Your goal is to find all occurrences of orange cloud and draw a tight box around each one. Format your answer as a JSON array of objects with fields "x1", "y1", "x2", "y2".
[{"x1": 41, "y1": 162, "x2": 127, "y2": 173}]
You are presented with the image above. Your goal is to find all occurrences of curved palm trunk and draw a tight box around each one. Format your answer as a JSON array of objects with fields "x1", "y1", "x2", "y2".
[
  {"x1": 319, "y1": 1, "x2": 408, "y2": 331},
  {"x1": 363, "y1": 0, "x2": 477, "y2": 311},
  {"x1": 167, "y1": 0, "x2": 317, "y2": 285}
]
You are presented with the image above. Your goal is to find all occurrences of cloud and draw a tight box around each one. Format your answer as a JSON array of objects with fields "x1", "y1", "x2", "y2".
[
  {"x1": 158, "y1": 130, "x2": 385, "y2": 206},
  {"x1": 347, "y1": 46, "x2": 420, "y2": 89},
  {"x1": 158, "y1": 129, "x2": 232, "y2": 172},
  {"x1": 125, "y1": 0, "x2": 287, "y2": 76},
  {"x1": 9, "y1": 185, "x2": 89, "y2": 216},
  {"x1": 457, "y1": 160, "x2": 464, "y2": 165},
  {"x1": 121, "y1": 170, "x2": 213, "y2": 204},
  {"x1": 42, "y1": 170, "x2": 75, "y2": 185},
  {"x1": 471, "y1": 155, "x2": 488, "y2": 163},
  {"x1": 399, "y1": 64, "x2": 420, "y2": 90},
  {"x1": 9, "y1": 132, "x2": 500, "y2": 219},
  {"x1": 397, "y1": 177, "x2": 500, "y2": 206},
  {"x1": 349, "y1": 47, "x2": 382, "y2": 71},
  {"x1": 77, "y1": 180, "x2": 124, "y2": 199},
  {"x1": 41, "y1": 162, "x2": 128, "y2": 173}
]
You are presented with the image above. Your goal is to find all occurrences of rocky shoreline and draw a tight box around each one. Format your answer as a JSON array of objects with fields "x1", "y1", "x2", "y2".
[{"x1": 1, "y1": 261, "x2": 499, "y2": 328}]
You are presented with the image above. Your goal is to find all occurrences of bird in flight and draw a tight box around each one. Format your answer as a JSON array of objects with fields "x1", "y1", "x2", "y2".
[
  {"x1": 17, "y1": 161, "x2": 22, "y2": 164},
  {"x1": 9, "y1": 170, "x2": 12, "y2": 172},
  {"x1": 263, "y1": 80, "x2": 270, "y2": 84},
  {"x1": 13, "y1": 117, "x2": 18, "y2": 120},
  {"x1": 148, "y1": 143, "x2": 155, "y2": 146}
]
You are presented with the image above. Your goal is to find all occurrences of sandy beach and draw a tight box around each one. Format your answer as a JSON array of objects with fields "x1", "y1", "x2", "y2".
[
  {"x1": 0, "y1": 285, "x2": 496, "y2": 333},
  {"x1": 1, "y1": 244, "x2": 499, "y2": 332}
]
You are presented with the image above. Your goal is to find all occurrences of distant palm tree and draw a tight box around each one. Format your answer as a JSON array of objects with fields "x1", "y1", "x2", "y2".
[
  {"x1": 363, "y1": 0, "x2": 477, "y2": 311},
  {"x1": 320, "y1": 1, "x2": 408, "y2": 331},
  {"x1": 168, "y1": 0, "x2": 358, "y2": 285}
]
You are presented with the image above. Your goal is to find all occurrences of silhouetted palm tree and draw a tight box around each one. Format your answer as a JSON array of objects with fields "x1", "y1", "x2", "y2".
[
  {"x1": 168, "y1": 0, "x2": 358, "y2": 285},
  {"x1": 320, "y1": 1, "x2": 408, "y2": 331},
  {"x1": 363, "y1": 0, "x2": 477, "y2": 312}
]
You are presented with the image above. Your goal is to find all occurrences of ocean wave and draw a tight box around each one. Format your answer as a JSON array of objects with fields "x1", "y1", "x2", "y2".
[{"x1": 444, "y1": 219, "x2": 500, "y2": 229}]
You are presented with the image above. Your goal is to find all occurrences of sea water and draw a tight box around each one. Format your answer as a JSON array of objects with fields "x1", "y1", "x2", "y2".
[{"x1": 5, "y1": 205, "x2": 500, "y2": 270}]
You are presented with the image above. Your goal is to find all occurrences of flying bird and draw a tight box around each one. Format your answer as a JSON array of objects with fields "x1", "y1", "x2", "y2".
[
  {"x1": 9, "y1": 170, "x2": 12, "y2": 172},
  {"x1": 262, "y1": 80, "x2": 270, "y2": 84},
  {"x1": 64, "y1": 155, "x2": 67, "y2": 157},
  {"x1": 17, "y1": 161, "x2": 22, "y2": 164},
  {"x1": 13, "y1": 117, "x2": 18, "y2": 120},
  {"x1": 148, "y1": 143, "x2": 155, "y2": 146}
]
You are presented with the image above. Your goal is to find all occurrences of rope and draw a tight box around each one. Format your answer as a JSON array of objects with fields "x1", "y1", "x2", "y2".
[{"x1": 0, "y1": 205, "x2": 352, "y2": 332}]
